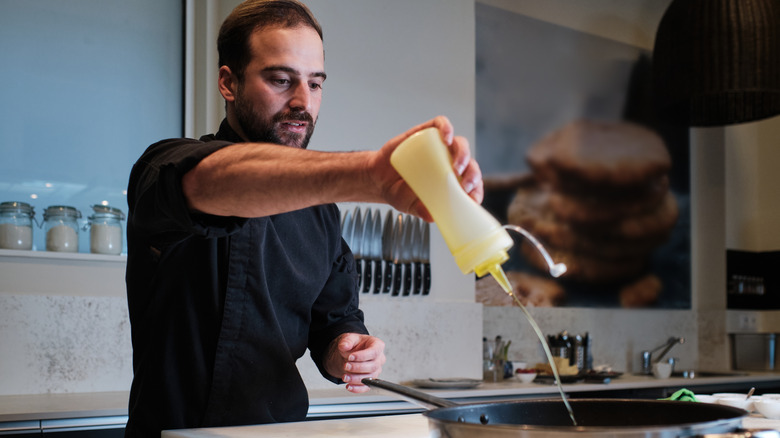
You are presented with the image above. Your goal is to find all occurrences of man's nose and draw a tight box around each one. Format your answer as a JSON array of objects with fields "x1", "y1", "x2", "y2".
[{"x1": 288, "y1": 83, "x2": 311, "y2": 111}]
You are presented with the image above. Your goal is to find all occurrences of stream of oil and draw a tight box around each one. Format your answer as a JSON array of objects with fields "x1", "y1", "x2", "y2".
[
  {"x1": 500, "y1": 225, "x2": 577, "y2": 426},
  {"x1": 508, "y1": 290, "x2": 577, "y2": 426}
]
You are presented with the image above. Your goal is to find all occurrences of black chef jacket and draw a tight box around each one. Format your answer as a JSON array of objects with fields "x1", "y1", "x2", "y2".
[{"x1": 124, "y1": 119, "x2": 368, "y2": 437}]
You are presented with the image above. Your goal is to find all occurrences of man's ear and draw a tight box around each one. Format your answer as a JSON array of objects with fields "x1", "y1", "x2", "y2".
[{"x1": 218, "y1": 65, "x2": 237, "y2": 102}]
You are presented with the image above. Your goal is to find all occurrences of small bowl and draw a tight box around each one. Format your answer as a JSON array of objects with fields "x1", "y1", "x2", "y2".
[
  {"x1": 652, "y1": 362, "x2": 672, "y2": 379},
  {"x1": 754, "y1": 398, "x2": 780, "y2": 419},
  {"x1": 511, "y1": 361, "x2": 528, "y2": 371},
  {"x1": 515, "y1": 371, "x2": 537, "y2": 384},
  {"x1": 716, "y1": 396, "x2": 753, "y2": 412}
]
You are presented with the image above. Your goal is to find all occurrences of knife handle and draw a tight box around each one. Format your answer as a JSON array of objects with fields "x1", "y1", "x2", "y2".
[
  {"x1": 412, "y1": 262, "x2": 422, "y2": 294},
  {"x1": 373, "y1": 260, "x2": 382, "y2": 293},
  {"x1": 391, "y1": 263, "x2": 402, "y2": 296},
  {"x1": 362, "y1": 260, "x2": 372, "y2": 293},
  {"x1": 422, "y1": 262, "x2": 431, "y2": 295},
  {"x1": 402, "y1": 263, "x2": 412, "y2": 296},
  {"x1": 382, "y1": 261, "x2": 393, "y2": 294},
  {"x1": 355, "y1": 259, "x2": 363, "y2": 292}
]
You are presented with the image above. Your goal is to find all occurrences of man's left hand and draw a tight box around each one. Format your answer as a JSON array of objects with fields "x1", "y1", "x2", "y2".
[{"x1": 324, "y1": 333, "x2": 386, "y2": 393}]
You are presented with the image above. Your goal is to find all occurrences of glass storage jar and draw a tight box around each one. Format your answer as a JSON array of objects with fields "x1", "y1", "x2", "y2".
[
  {"x1": 43, "y1": 205, "x2": 81, "y2": 252},
  {"x1": 0, "y1": 201, "x2": 35, "y2": 250},
  {"x1": 88, "y1": 205, "x2": 125, "y2": 255}
]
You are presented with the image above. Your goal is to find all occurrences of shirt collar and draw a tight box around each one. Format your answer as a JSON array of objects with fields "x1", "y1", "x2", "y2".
[{"x1": 213, "y1": 118, "x2": 244, "y2": 143}]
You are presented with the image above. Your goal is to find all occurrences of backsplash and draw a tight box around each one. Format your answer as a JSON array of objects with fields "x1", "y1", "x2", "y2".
[
  {"x1": 0, "y1": 294, "x2": 132, "y2": 395},
  {"x1": 0, "y1": 289, "x2": 731, "y2": 395},
  {"x1": 0, "y1": 293, "x2": 483, "y2": 395},
  {"x1": 299, "y1": 300, "x2": 484, "y2": 389},
  {"x1": 0, "y1": 207, "x2": 480, "y2": 396},
  {"x1": 482, "y1": 306, "x2": 731, "y2": 374}
]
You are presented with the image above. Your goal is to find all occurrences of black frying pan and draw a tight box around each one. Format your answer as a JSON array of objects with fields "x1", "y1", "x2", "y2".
[{"x1": 361, "y1": 378, "x2": 767, "y2": 437}]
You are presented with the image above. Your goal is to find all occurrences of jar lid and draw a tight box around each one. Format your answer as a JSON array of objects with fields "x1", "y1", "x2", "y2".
[
  {"x1": 0, "y1": 201, "x2": 34, "y2": 216},
  {"x1": 90, "y1": 204, "x2": 125, "y2": 220},
  {"x1": 43, "y1": 205, "x2": 82, "y2": 220}
]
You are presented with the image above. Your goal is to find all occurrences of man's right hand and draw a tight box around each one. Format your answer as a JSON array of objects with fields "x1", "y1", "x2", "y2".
[{"x1": 367, "y1": 115, "x2": 483, "y2": 222}]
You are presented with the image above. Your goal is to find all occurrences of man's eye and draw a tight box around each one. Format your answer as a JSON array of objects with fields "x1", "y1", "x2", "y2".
[
  {"x1": 309, "y1": 82, "x2": 323, "y2": 91},
  {"x1": 272, "y1": 78, "x2": 290, "y2": 86}
]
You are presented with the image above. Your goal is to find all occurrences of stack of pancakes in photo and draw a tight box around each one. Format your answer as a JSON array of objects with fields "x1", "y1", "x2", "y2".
[{"x1": 507, "y1": 119, "x2": 678, "y2": 304}]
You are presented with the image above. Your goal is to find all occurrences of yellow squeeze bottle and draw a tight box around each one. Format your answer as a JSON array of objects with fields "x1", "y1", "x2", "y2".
[{"x1": 390, "y1": 127, "x2": 513, "y2": 293}]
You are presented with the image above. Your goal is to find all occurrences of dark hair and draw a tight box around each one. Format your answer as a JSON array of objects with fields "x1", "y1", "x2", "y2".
[{"x1": 218, "y1": 0, "x2": 322, "y2": 81}]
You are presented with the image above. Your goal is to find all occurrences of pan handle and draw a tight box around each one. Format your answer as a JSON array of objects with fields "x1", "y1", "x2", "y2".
[{"x1": 361, "y1": 378, "x2": 459, "y2": 410}]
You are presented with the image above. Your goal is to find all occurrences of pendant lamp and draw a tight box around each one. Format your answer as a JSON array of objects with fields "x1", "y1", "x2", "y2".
[{"x1": 653, "y1": 0, "x2": 780, "y2": 126}]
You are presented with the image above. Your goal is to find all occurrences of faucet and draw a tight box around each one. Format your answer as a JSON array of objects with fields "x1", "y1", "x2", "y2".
[{"x1": 641, "y1": 337, "x2": 685, "y2": 375}]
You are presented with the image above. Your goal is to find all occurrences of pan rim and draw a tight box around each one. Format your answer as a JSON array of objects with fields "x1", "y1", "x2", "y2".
[{"x1": 421, "y1": 398, "x2": 747, "y2": 432}]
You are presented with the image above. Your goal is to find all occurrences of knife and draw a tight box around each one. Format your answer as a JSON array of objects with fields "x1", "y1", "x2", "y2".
[
  {"x1": 370, "y1": 209, "x2": 383, "y2": 294},
  {"x1": 351, "y1": 207, "x2": 363, "y2": 292},
  {"x1": 421, "y1": 221, "x2": 431, "y2": 295},
  {"x1": 411, "y1": 218, "x2": 423, "y2": 295},
  {"x1": 340, "y1": 208, "x2": 353, "y2": 248},
  {"x1": 400, "y1": 215, "x2": 414, "y2": 296},
  {"x1": 340, "y1": 208, "x2": 349, "y2": 232},
  {"x1": 390, "y1": 213, "x2": 404, "y2": 296},
  {"x1": 360, "y1": 209, "x2": 374, "y2": 293},
  {"x1": 381, "y1": 210, "x2": 395, "y2": 294}
]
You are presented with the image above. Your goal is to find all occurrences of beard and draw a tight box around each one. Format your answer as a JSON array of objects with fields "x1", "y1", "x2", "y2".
[{"x1": 233, "y1": 86, "x2": 316, "y2": 149}]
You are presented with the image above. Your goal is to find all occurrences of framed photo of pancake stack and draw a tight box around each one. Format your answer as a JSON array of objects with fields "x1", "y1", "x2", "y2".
[{"x1": 474, "y1": 4, "x2": 691, "y2": 309}]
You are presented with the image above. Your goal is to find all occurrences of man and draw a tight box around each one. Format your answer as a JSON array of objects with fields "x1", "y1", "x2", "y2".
[{"x1": 124, "y1": 0, "x2": 483, "y2": 435}]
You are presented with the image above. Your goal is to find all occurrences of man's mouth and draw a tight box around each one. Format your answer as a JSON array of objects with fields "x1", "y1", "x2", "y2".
[{"x1": 281, "y1": 120, "x2": 308, "y2": 133}]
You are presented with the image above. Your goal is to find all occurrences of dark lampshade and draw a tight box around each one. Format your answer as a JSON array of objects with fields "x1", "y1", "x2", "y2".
[{"x1": 653, "y1": 0, "x2": 780, "y2": 126}]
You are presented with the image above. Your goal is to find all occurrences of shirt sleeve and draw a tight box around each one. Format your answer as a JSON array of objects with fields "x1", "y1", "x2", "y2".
[
  {"x1": 307, "y1": 237, "x2": 369, "y2": 383},
  {"x1": 127, "y1": 137, "x2": 248, "y2": 246}
]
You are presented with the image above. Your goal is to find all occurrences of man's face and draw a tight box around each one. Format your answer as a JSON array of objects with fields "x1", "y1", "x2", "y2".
[{"x1": 231, "y1": 25, "x2": 325, "y2": 149}]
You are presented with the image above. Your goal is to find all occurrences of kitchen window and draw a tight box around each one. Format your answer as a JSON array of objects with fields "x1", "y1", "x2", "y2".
[{"x1": 0, "y1": 0, "x2": 184, "y2": 254}]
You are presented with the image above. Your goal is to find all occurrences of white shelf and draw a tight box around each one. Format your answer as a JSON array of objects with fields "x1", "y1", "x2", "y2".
[
  {"x1": 0, "y1": 249, "x2": 127, "y2": 298},
  {"x1": 0, "y1": 248, "x2": 126, "y2": 264}
]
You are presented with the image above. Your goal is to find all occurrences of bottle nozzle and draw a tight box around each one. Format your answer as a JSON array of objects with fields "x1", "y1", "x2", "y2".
[
  {"x1": 488, "y1": 264, "x2": 512, "y2": 294},
  {"x1": 474, "y1": 252, "x2": 511, "y2": 293}
]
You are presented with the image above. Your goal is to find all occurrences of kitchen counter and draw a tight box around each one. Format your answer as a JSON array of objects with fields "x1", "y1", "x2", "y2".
[
  {"x1": 2, "y1": 372, "x2": 780, "y2": 433},
  {"x1": 0, "y1": 391, "x2": 128, "y2": 422},
  {"x1": 305, "y1": 371, "x2": 780, "y2": 417},
  {"x1": 0, "y1": 391, "x2": 128, "y2": 435}
]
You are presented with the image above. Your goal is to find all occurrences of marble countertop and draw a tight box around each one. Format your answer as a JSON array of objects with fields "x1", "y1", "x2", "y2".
[{"x1": 163, "y1": 414, "x2": 430, "y2": 438}]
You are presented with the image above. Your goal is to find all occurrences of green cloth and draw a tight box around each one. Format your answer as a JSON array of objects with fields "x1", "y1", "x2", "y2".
[{"x1": 661, "y1": 388, "x2": 699, "y2": 402}]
